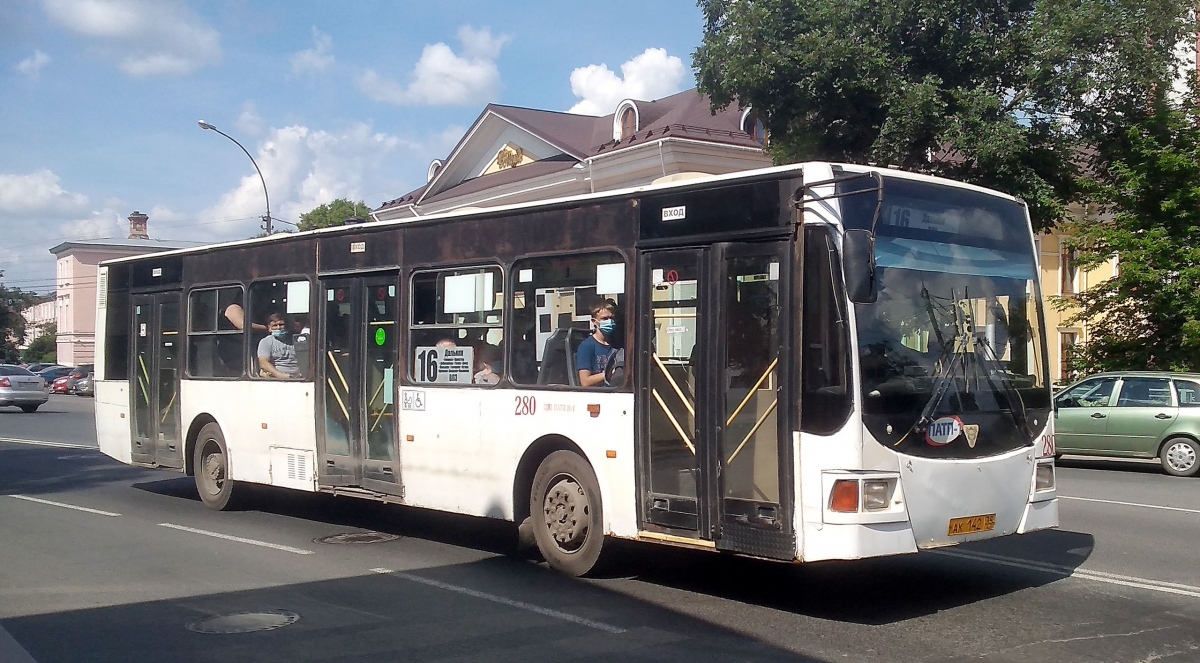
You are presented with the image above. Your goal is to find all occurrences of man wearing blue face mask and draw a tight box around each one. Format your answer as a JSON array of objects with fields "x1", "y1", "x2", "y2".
[
  {"x1": 577, "y1": 299, "x2": 619, "y2": 387},
  {"x1": 258, "y1": 312, "x2": 299, "y2": 379}
]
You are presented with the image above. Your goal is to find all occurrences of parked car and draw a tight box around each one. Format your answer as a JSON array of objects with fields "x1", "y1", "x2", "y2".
[
  {"x1": 51, "y1": 364, "x2": 93, "y2": 394},
  {"x1": 23, "y1": 363, "x2": 62, "y2": 374},
  {"x1": 0, "y1": 364, "x2": 49, "y2": 413},
  {"x1": 74, "y1": 372, "x2": 94, "y2": 397},
  {"x1": 1054, "y1": 371, "x2": 1200, "y2": 477},
  {"x1": 36, "y1": 366, "x2": 73, "y2": 384}
]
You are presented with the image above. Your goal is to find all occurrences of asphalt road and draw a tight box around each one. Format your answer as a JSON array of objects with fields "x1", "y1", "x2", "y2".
[{"x1": 1, "y1": 401, "x2": 1198, "y2": 662}]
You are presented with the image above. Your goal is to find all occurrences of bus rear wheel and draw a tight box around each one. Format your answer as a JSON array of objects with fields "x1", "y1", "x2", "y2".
[
  {"x1": 529, "y1": 450, "x2": 605, "y2": 577},
  {"x1": 194, "y1": 423, "x2": 242, "y2": 510}
]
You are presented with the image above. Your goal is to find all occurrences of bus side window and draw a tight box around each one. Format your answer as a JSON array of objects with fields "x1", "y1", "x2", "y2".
[
  {"x1": 248, "y1": 279, "x2": 312, "y2": 380},
  {"x1": 187, "y1": 285, "x2": 245, "y2": 378},
  {"x1": 508, "y1": 251, "x2": 625, "y2": 387},
  {"x1": 408, "y1": 266, "x2": 504, "y2": 386}
]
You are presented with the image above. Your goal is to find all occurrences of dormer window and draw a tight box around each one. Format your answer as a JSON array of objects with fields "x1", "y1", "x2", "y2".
[
  {"x1": 742, "y1": 109, "x2": 767, "y2": 146},
  {"x1": 612, "y1": 100, "x2": 640, "y2": 141}
]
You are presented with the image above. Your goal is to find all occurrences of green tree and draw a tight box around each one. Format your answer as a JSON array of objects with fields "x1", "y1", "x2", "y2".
[
  {"x1": 0, "y1": 273, "x2": 37, "y2": 363},
  {"x1": 1059, "y1": 102, "x2": 1200, "y2": 373},
  {"x1": 22, "y1": 323, "x2": 57, "y2": 364},
  {"x1": 297, "y1": 199, "x2": 373, "y2": 231},
  {"x1": 693, "y1": 0, "x2": 1193, "y2": 230}
]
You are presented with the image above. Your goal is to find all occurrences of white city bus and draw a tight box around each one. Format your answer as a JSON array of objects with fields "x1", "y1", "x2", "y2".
[{"x1": 94, "y1": 162, "x2": 1057, "y2": 576}]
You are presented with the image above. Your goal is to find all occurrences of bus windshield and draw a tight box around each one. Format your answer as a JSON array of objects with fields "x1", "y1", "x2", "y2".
[{"x1": 839, "y1": 173, "x2": 1051, "y2": 459}]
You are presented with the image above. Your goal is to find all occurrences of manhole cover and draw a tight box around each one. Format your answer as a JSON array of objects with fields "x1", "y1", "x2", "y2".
[
  {"x1": 186, "y1": 610, "x2": 299, "y2": 634},
  {"x1": 315, "y1": 531, "x2": 400, "y2": 545}
]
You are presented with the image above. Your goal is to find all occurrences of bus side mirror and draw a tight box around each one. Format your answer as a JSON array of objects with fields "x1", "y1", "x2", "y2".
[{"x1": 843, "y1": 229, "x2": 877, "y2": 304}]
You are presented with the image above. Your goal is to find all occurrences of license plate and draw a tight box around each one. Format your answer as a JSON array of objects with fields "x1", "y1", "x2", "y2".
[{"x1": 947, "y1": 514, "x2": 996, "y2": 536}]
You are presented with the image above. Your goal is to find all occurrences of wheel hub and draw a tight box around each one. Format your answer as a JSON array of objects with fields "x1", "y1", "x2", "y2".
[
  {"x1": 1166, "y1": 442, "x2": 1196, "y2": 472},
  {"x1": 543, "y1": 476, "x2": 589, "y2": 552},
  {"x1": 203, "y1": 449, "x2": 225, "y2": 494}
]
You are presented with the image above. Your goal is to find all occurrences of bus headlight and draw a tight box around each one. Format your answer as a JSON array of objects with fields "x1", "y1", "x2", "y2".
[
  {"x1": 862, "y1": 479, "x2": 891, "y2": 511},
  {"x1": 1035, "y1": 463, "x2": 1055, "y2": 492}
]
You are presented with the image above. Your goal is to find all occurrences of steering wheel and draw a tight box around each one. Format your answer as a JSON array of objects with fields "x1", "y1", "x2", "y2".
[{"x1": 604, "y1": 348, "x2": 626, "y2": 387}]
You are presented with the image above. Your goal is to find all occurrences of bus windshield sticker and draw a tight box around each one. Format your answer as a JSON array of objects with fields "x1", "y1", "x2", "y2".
[
  {"x1": 596, "y1": 263, "x2": 625, "y2": 294},
  {"x1": 519, "y1": 268, "x2": 533, "y2": 283},
  {"x1": 413, "y1": 346, "x2": 474, "y2": 384},
  {"x1": 383, "y1": 369, "x2": 394, "y2": 405},
  {"x1": 286, "y1": 281, "x2": 310, "y2": 313},
  {"x1": 444, "y1": 273, "x2": 492, "y2": 314},
  {"x1": 401, "y1": 389, "x2": 425, "y2": 411},
  {"x1": 652, "y1": 268, "x2": 664, "y2": 285}
]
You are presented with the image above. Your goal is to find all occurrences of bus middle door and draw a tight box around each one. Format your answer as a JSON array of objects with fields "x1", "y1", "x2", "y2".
[{"x1": 318, "y1": 277, "x2": 401, "y2": 495}]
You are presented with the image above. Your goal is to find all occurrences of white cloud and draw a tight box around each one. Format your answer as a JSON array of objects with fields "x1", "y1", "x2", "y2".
[
  {"x1": 290, "y1": 27, "x2": 334, "y2": 76},
  {"x1": 58, "y1": 210, "x2": 123, "y2": 240},
  {"x1": 567, "y1": 48, "x2": 686, "y2": 116},
  {"x1": 357, "y1": 25, "x2": 509, "y2": 106},
  {"x1": 16, "y1": 50, "x2": 51, "y2": 78},
  {"x1": 235, "y1": 101, "x2": 264, "y2": 136},
  {"x1": 42, "y1": 0, "x2": 220, "y2": 76},
  {"x1": 0, "y1": 169, "x2": 89, "y2": 214},
  {"x1": 197, "y1": 121, "x2": 419, "y2": 236}
]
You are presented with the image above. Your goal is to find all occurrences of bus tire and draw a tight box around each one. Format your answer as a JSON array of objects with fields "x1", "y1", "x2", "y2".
[
  {"x1": 194, "y1": 422, "x2": 242, "y2": 510},
  {"x1": 529, "y1": 450, "x2": 605, "y2": 577},
  {"x1": 1160, "y1": 437, "x2": 1200, "y2": 477}
]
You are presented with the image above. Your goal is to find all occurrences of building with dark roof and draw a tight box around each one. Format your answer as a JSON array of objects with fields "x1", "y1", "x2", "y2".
[{"x1": 374, "y1": 88, "x2": 772, "y2": 221}]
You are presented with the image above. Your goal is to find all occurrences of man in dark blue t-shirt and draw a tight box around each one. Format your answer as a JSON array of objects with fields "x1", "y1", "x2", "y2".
[{"x1": 576, "y1": 299, "x2": 618, "y2": 387}]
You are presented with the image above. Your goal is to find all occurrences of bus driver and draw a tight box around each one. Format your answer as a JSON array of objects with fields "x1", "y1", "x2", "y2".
[{"x1": 577, "y1": 299, "x2": 619, "y2": 387}]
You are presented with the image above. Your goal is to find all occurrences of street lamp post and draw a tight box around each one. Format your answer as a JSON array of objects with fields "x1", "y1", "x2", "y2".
[{"x1": 197, "y1": 120, "x2": 272, "y2": 234}]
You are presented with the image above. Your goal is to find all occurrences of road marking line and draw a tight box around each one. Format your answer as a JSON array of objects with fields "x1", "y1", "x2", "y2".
[
  {"x1": 159, "y1": 523, "x2": 314, "y2": 555},
  {"x1": 933, "y1": 549, "x2": 1200, "y2": 599},
  {"x1": 1060, "y1": 495, "x2": 1200, "y2": 515},
  {"x1": 0, "y1": 437, "x2": 96, "y2": 450},
  {"x1": 8, "y1": 494, "x2": 120, "y2": 517},
  {"x1": 371, "y1": 568, "x2": 626, "y2": 633}
]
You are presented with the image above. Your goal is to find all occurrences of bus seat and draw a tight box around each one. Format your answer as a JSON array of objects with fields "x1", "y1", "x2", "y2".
[{"x1": 537, "y1": 327, "x2": 591, "y2": 386}]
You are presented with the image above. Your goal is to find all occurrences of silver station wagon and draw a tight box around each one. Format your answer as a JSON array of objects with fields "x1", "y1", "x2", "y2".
[{"x1": 1054, "y1": 372, "x2": 1200, "y2": 477}]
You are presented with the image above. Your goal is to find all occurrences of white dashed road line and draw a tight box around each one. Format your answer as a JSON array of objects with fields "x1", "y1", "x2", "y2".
[
  {"x1": 371, "y1": 568, "x2": 626, "y2": 633},
  {"x1": 158, "y1": 523, "x2": 315, "y2": 555},
  {"x1": 8, "y1": 494, "x2": 121, "y2": 517},
  {"x1": 1059, "y1": 495, "x2": 1200, "y2": 515},
  {"x1": 0, "y1": 437, "x2": 96, "y2": 450},
  {"x1": 934, "y1": 549, "x2": 1200, "y2": 599}
]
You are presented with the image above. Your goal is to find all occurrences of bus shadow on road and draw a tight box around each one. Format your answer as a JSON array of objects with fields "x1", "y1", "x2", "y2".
[
  {"x1": 131, "y1": 477, "x2": 532, "y2": 557},
  {"x1": 607, "y1": 528, "x2": 1095, "y2": 625},
  {"x1": 0, "y1": 446, "x2": 151, "y2": 498}
]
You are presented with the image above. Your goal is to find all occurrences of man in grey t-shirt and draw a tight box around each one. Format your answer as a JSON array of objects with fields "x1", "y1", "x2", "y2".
[{"x1": 258, "y1": 313, "x2": 299, "y2": 378}]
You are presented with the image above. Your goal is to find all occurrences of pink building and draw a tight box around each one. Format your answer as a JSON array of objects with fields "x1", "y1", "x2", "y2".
[{"x1": 49, "y1": 211, "x2": 202, "y2": 366}]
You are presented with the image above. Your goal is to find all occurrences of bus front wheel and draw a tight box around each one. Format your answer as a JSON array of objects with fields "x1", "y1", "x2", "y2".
[
  {"x1": 194, "y1": 423, "x2": 241, "y2": 510},
  {"x1": 529, "y1": 450, "x2": 605, "y2": 577}
]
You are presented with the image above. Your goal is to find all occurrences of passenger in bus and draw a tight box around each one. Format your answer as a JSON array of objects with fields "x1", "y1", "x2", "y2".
[
  {"x1": 577, "y1": 299, "x2": 619, "y2": 387},
  {"x1": 223, "y1": 303, "x2": 267, "y2": 332},
  {"x1": 258, "y1": 313, "x2": 299, "y2": 379},
  {"x1": 436, "y1": 338, "x2": 457, "y2": 348},
  {"x1": 474, "y1": 347, "x2": 501, "y2": 385}
]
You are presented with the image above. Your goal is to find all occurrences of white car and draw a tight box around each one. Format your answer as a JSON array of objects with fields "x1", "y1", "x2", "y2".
[{"x1": 0, "y1": 364, "x2": 49, "y2": 413}]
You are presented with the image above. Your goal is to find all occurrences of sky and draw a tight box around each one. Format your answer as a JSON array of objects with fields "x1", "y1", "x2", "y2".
[{"x1": 0, "y1": 0, "x2": 706, "y2": 294}]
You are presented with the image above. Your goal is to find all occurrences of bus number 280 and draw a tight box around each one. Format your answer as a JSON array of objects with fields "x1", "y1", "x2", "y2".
[{"x1": 514, "y1": 395, "x2": 537, "y2": 416}]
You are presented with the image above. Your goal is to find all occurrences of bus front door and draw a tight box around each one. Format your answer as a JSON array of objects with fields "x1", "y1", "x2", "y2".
[
  {"x1": 640, "y1": 242, "x2": 794, "y2": 559},
  {"x1": 130, "y1": 291, "x2": 183, "y2": 468},
  {"x1": 317, "y1": 277, "x2": 401, "y2": 494}
]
